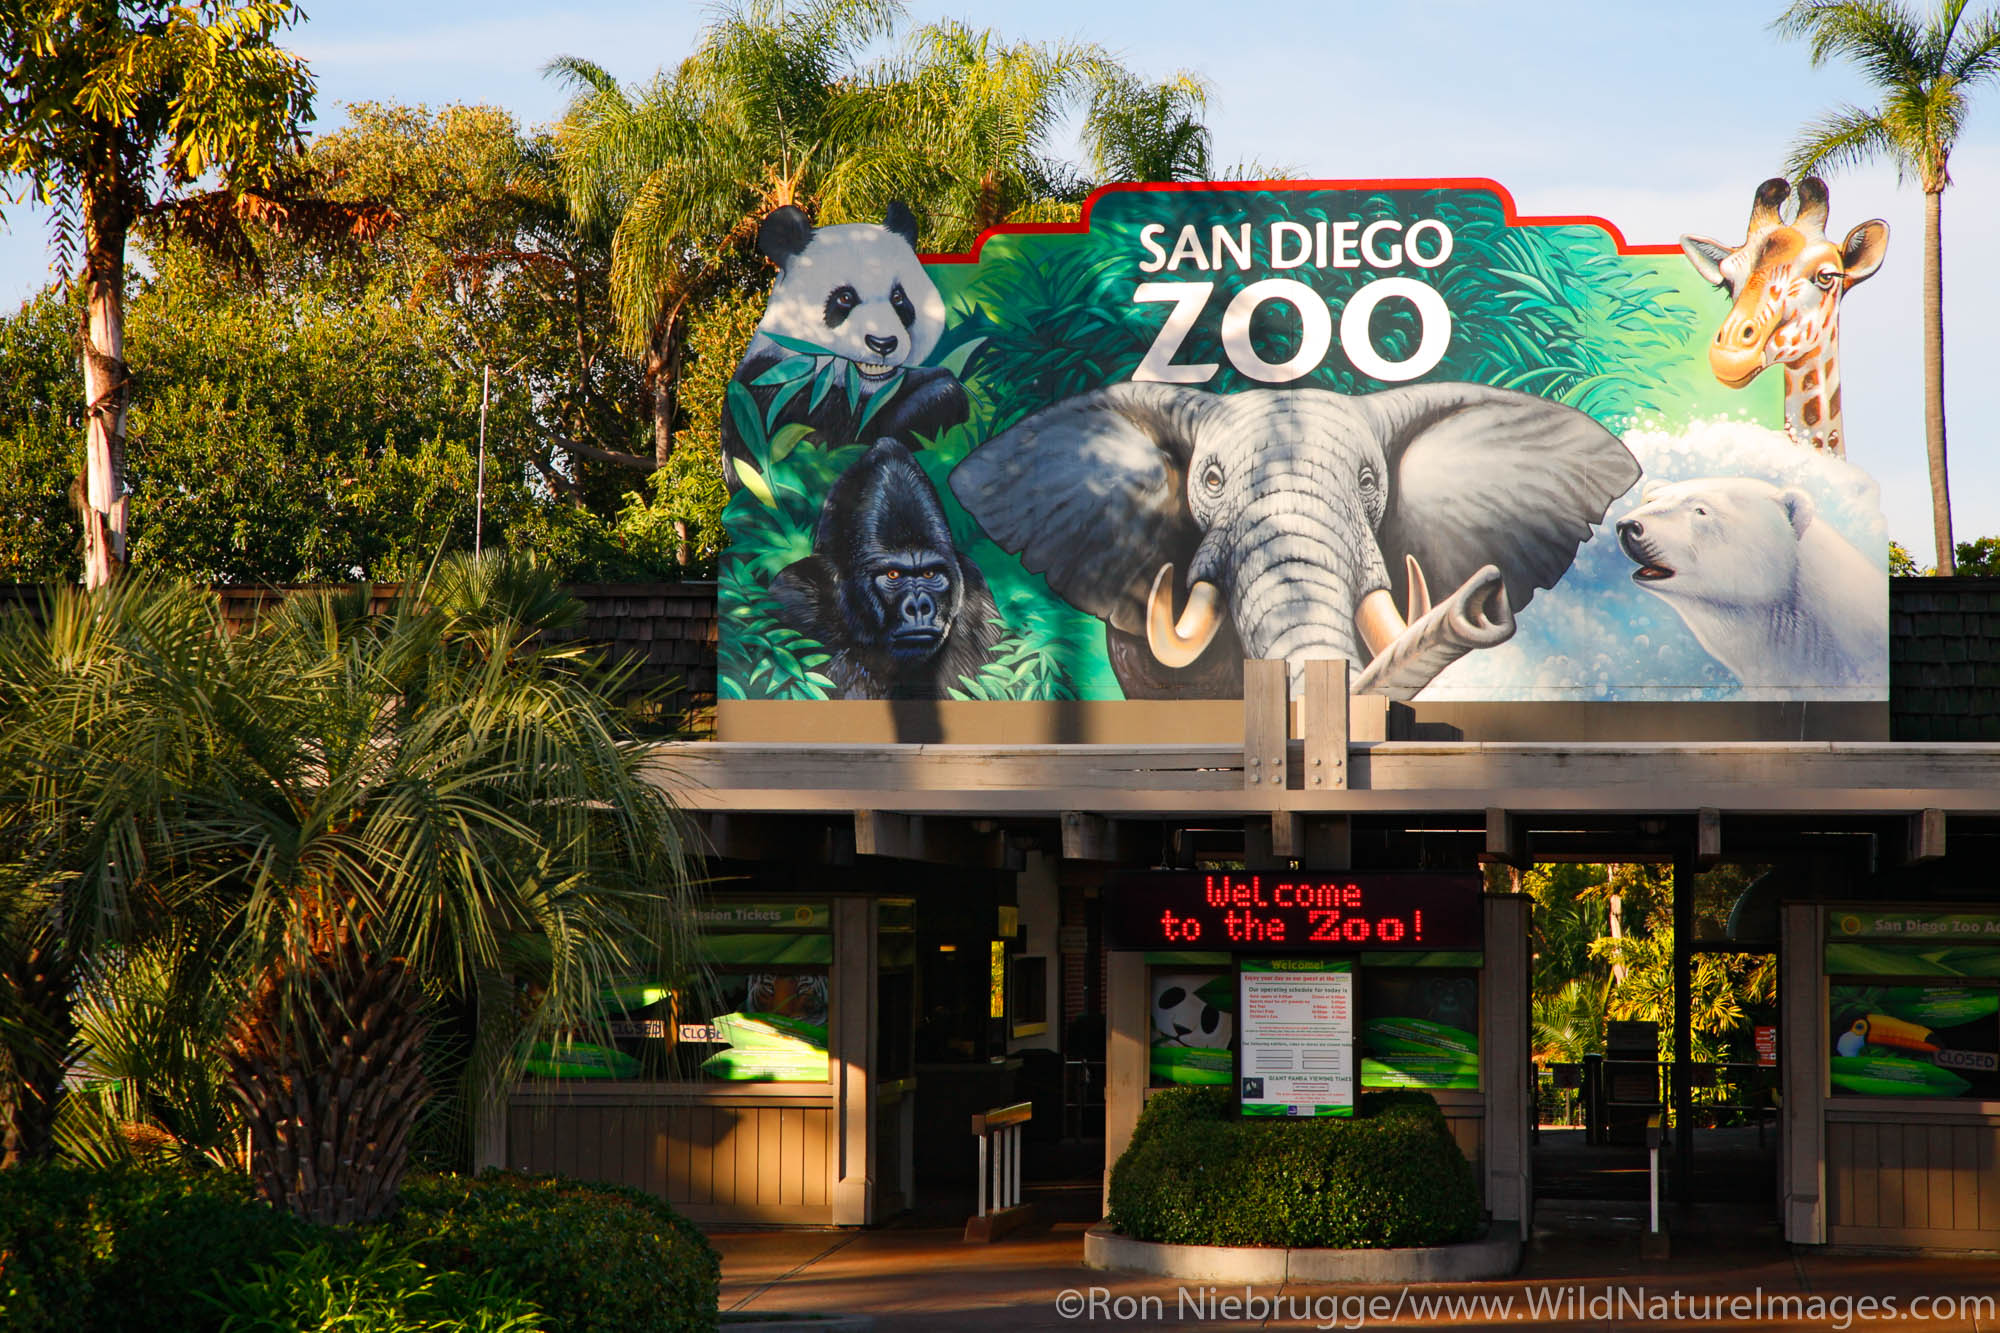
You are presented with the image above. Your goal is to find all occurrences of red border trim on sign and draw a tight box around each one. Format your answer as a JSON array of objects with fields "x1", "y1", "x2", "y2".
[{"x1": 918, "y1": 176, "x2": 1681, "y2": 264}]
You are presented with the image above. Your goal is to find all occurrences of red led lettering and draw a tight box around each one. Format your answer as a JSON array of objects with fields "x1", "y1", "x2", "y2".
[
  {"x1": 1342, "y1": 917, "x2": 1371, "y2": 942},
  {"x1": 1377, "y1": 916, "x2": 1405, "y2": 942},
  {"x1": 1309, "y1": 910, "x2": 1340, "y2": 941},
  {"x1": 1414, "y1": 909, "x2": 1423, "y2": 940},
  {"x1": 1205, "y1": 875, "x2": 1226, "y2": 907}
]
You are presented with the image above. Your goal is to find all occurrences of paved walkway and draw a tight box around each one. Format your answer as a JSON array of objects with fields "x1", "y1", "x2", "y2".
[{"x1": 710, "y1": 1199, "x2": 2000, "y2": 1331}]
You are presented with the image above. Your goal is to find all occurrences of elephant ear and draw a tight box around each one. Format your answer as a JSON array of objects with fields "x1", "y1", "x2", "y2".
[
  {"x1": 1365, "y1": 383, "x2": 1641, "y2": 614},
  {"x1": 949, "y1": 384, "x2": 1218, "y2": 635}
]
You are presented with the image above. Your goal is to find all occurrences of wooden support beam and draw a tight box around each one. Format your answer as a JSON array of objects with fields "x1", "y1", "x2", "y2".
[
  {"x1": 1243, "y1": 817, "x2": 1276, "y2": 869},
  {"x1": 1695, "y1": 807, "x2": 1723, "y2": 869},
  {"x1": 854, "y1": 811, "x2": 1008, "y2": 867},
  {"x1": 698, "y1": 813, "x2": 853, "y2": 864},
  {"x1": 1302, "y1": 814, "x2": 1352, "y2": 870},
  {"x1": 1905, "y1": 808, "x2": 1947, "y2": 864},
  {"x1": 1060, "y1": 812, "x2": 1151, "y2": 863},
  {"x1": 1243, "y1": 658, "x2": 1288, "y2": 792},
  {"x1": 1482, "y1": 807, "x2": 1528, "y2": 868},
  {"x1": 1270, "y1": 811, "x2": 1301, "y2": 859},
  {"x1": 1303, "y1": 659, "x2": 1348, "y2": 791}
]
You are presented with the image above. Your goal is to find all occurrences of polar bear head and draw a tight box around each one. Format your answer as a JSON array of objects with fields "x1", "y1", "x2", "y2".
[{"x1": 1615, "y1": 476, "x2": 1814, "y2": 609}]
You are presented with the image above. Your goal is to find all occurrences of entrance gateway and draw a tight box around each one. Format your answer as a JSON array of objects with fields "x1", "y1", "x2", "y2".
[{"x1": 491, "y1": 176, "x2": 2000, "y2": 1253}]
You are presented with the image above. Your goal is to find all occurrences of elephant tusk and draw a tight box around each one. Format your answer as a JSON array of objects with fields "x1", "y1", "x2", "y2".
[
  {"x1": 1147, "y1": 564, "x2": 1225, "y2": 668},
  {"x1": 1405, "y1": 555, "x2": 1432, "y2": 622},
  {"x1": 1355, "y1": 589, "x2": 1407, "y2": 659}
]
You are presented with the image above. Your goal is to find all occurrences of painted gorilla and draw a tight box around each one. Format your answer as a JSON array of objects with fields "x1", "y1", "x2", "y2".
[{"x1": 770, "y1": 440, "x2": 1000, "y2": 700}]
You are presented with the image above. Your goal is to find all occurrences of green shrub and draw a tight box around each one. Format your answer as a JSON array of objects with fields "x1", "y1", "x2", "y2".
[
  {"x1": 394, "y1": 1171, "x2": 720, "y2": 1333},
  {"x1": 0, "y1": 1163, "x2": 315, "y2": 1332},
  {"x1": 209, "y1": 1231, "x2": 542, "y2": 1332},
  {"x1": 0, "y1": 1166, "x2": 719, "y2": 1333},
  {"x1": 1106, "y1": 1087, "x2": 1481, "y2": 1249}
]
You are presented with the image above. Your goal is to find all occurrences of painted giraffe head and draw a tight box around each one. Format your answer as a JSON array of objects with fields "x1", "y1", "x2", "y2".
[{"x1": 1679, "y1": 177, "x2": 1889, "y2": 456}]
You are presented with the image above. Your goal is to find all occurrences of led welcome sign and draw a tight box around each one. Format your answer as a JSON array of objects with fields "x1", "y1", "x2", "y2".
[{"x1": 1103, "y1": 872, "x2": 1483, "y2": 953}]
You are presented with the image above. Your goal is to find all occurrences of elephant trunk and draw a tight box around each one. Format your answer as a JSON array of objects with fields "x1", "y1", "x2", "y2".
[
  {"x1": 1352, "y1": 565, "x2": 1515, "y2": 699},
  {"x1": 1217, "y1": 489, "x2": 1384, "y2": 689}
]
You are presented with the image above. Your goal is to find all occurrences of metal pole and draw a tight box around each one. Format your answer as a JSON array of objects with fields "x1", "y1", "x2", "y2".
[
  {"x1": 977, "y1": 1131, "x2": 988, "y2": 1218},
  {"x1": 474, "y1": 365, "x2": 490, "y2": 556},
  {"x1": 1650, "y1": 1140, "x2": 1660, "y2": 1234},
  {"x1": 1010, "y1": 1125, "x2": 1021, "y2": 1208}
]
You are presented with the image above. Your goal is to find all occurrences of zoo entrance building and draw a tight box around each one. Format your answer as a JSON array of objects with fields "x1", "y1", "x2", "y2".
[{"x1": 479, "y1": 575, "x2": 2000, "y2": 1256}]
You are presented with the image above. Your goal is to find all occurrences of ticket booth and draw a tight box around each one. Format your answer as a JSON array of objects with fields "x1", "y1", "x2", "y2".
[
  {"x1": 1099, "y1": 870, "x2": 1528, "y2": 1221},
  {"x1": 501, "y1": 893, "x2": 916, "y2": 1226},
  {"x1": 1782, "y1": 903, "x2": 2000, "y2": 1248}
]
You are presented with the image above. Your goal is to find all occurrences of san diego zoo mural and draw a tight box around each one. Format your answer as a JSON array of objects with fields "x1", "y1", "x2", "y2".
[{"x1": 718, "y1": 177, "x2": 1891, "y2": 705}]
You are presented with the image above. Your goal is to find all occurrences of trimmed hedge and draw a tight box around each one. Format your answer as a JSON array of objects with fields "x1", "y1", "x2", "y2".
[
  {"x1": 394, "y1": 1171, "x2": 719, "y2": 1333},
  {"x1": 1106, "y1": 1087, "x2": 1481, "y2": 1249},
  {"x1": 0, "y1": 1166, "x2": 719, "y2": 1333}
]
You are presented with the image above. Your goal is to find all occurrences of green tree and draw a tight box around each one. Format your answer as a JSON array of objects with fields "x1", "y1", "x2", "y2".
[
  {"x1": 1081, "y1": 69, "x2": 1216, "y2": 185},
  {"x1": 0, "y1": 1, "x2": 336, "y2": 586},
  {"x1": 1954, "y1": 535, "x2": 2000, "y2": 573},
  {"x1": 1775, "y1": 0, "x2": 2000, "y2": 577},
  {"x1": 548, "y1": 0, "x2": 897, "y2": 467},
  {"x1": 0, "y1": 558, "x2": 703, "y2": 1217},
  {"x1": 846, "y1": 18, "x2": 1100, "y2": 251}
]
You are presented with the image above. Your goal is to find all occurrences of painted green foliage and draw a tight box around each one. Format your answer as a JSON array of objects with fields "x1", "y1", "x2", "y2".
[{"x1": 720, "y1": 183, "x2": 1779, "y2": 702}]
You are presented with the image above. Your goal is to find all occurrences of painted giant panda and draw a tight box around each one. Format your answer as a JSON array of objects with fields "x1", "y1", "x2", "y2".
[{"x1": 722, "y1": 202, "x2": 969, "y2": 492}]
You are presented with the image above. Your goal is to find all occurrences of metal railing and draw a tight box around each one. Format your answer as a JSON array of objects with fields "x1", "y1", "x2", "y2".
[
  {"x1": 1539, "y1": 1057, "x2": 1779, "y2": 1140},
  {"x1": 973, "y1": 1100, "x2": 1032, "y2": 1219}
]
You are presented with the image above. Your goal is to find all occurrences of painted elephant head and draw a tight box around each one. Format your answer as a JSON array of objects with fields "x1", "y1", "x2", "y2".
[{"x1": 948, "y1": 382, "x2": 1640, "y2": 699}]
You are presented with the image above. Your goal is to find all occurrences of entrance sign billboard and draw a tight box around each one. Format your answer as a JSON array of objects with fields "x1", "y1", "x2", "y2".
[
  {"x1": 1239, "y1": 959, "x2": 1355, "y2": 1118},
  {"x1": 719, "y1": 178, "x2": 1890, "y2": 705},
  {"x1": 1103, "y1": 871, "x2": 1483, "y2": 952}
]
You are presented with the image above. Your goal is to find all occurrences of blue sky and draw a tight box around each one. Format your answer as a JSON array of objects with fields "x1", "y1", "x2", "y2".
[{"x1": 4, "y1": 0, "x2": 1995, "y2": 555}]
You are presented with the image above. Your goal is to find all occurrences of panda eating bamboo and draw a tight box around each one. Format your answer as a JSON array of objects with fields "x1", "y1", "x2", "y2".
[{"x1": 721, "y1": 202, "x2": 970, "y2": 492}]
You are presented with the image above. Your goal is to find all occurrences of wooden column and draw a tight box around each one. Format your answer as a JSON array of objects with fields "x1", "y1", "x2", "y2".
[
  {"x1": 1103, "y1": 949, "x2": 1148, "y2": 1214},
  {"x1": 1673, "y1": 852, "x2": 1694, "y2": 1205},
  {"x1": 1780, "y1": 903, "x2": 1827, "y2": 1244},
  {"x1": 832, "y1": 896, "x2": 877, "y2": 1225},
  {"x1": 1482, "y1": 882, "x2": 1532, "y2": 1229}
]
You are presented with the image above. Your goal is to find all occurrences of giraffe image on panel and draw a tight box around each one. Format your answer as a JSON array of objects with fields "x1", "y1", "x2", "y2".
[{"x1": 1679, "y1": 177, "x2": 1889, "y2": 457}]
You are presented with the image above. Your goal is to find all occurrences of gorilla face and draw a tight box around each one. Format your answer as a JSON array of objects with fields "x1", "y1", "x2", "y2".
[
  {"x1": 767, "y1": 438, "x2": 1002, "y2": 700},
  {"x1": 867, "y1": 545, "x2": 955, "y2": 660},
  {"x1": 829, "y1": 444, "x2": 967, "y2": 666}
]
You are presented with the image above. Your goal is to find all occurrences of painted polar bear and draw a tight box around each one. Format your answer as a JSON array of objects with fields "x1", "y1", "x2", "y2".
[{"x1": 1616, "y1": 476, "x2": 1883, "y2": 687}]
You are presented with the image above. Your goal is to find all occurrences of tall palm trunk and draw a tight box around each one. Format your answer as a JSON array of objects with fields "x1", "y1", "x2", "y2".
[
  {"x1": 0, "y1": 939, "x2": 75, "y2": 1167},
  {"x1": 80, "y1": 186, "x2": 133, "y2": 590},
  {"x1": 223, "y1": 923, "x2": 429, "y2": 1225},
  {"x1": 1923, "y1": 186, "x2": 1954, "y2": 576}
]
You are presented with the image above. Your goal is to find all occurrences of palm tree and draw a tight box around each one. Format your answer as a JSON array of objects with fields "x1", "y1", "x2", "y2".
[
  {"x1": 548, "y1": 0, "x2": 897, "y2": 467},
  {"x1": 1774, "y1": 0, "x2": 2000, "y2": 576},
  {"x1": 843, "y1": 19, "x2": 1102, "y2": 251},
  {"x1": 1081, "y1": 70, "x2": 1216, "y2": 185},
  {"x1": 0, "y1": 2, "x2": 393, "y2": 587},
  {"x1": 0, "y1": 557, "x2": 703, "y2": 1221}
]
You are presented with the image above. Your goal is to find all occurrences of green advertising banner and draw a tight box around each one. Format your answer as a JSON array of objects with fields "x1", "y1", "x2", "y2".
[
  {"x1": 1826, "y1": 911, "x2": 2000, "y2": 978},
  {"x1": 1829, "y1": 985, "x2": 2000, "y2": 1100},
  {"x1": 719, "y1": 179, "x2": 1890, "y2": 705}
]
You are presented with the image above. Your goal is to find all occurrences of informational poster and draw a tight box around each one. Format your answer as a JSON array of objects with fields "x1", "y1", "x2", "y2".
[{"x1": 1238, "y1": 959, "x2": 1355, "y2": 1118}]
